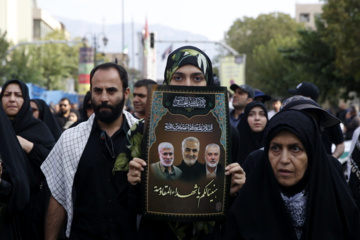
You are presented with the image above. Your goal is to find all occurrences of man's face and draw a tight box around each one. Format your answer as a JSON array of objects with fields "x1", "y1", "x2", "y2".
[
  {"x1": 159, "y1": 147, "x2": 174, "y2": 167},
  {"x1": 133, "y1": 86, "x2": 148, "y2": 117},
  {"x1": 90, "y1": 68, "x2": 130, "y2": 124},
  {"x1": 232, "y1": 88, "x2": 252, "y2": 110},
  {"x1": 272, "y1": 100, "x2": 282, "y2": 112},
  {"x1": 205, "y1": 146, "x2": 220, "y2": 168},
  {"x1": 182, "y1": 140, "x2": 199, "y2": 166},
  {"x1": 59, "y1": 99, "x2": 71, "y2": 115}
]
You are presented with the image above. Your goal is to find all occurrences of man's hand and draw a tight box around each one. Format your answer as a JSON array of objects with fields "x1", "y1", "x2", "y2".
[
  {"x1": 225, "y1": 163, "x2": 246, "y2": 197},
  {"x1": 127, "y1": 158, "x2": 147, "y2": 185},
  {"x1": 45, "y1": 195, "x2": 66, "y2": 240}
]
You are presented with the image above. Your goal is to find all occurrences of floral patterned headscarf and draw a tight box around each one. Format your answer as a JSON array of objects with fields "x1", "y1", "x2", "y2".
[{"x1": 163, "y1": 45, "x2": 214, "y2": 86}]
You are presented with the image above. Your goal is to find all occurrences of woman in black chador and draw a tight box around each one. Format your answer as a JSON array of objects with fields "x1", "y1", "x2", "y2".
[
  {"x1": 1, "y1": 79, "x2": 55, "y2": 240},
  {"x1": 0, "y1": 103, "x2": 30, "y2": 240},
  {"x1": 237, "y1": 101, "x2": 268, "y2": 165},
  {"x1": 224, "y1": 109, "x2": 360, "y2": 240},
  {"x1": 30, "y1": 98, "x2": 62, "y2": 141}
]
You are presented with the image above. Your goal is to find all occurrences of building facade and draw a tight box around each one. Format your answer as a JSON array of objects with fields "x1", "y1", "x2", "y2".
[
  {"x1": 295, "y1": 3, "x2": 324, "y2": 29},
  {"x1": 0, "y1": 0, "x2": 63, "y2": 44}
]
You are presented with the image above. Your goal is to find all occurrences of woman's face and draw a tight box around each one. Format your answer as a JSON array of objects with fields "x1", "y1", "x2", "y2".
[
  {"x1": 1, "y1": 83, "x2": 24, "y2": 119},
  {"x1": 268, "y1": 130, "x2": 308, "y2": 187},
  {"x1": 30, "y1": 101, "x2": 39, "y2": 119},
  {"x1": 169, "y1": 65, "x2": 207, "y2": 86},
  {"x1": 247, "y1": 106, "x2": 267, "y2": 132},
  {"x1": 69, "y1": 112, "x2": 78, "y2": 122}
]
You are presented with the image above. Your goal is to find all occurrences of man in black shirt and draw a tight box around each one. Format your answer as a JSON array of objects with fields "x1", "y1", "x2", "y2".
[
  {"x1": 41, "y1": 62, "x2": 138, "y2": 240},
  {"x1": 54, "y1": 97, "x2": 72, "y2": 130}
]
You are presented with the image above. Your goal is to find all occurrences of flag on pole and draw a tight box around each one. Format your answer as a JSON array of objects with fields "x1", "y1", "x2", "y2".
[
  {"x1": 161, "y1": 44, "x2": 173, "y2": 61},
  {"x1": 143, "y1": 18, "x2": 149, "y2": 54},
  {"x1": 144, "y1": 18, "x2": 149, "y2": 40},
  {"x1": 143, "y1": 18, "x2": 149, "y2": 78}
]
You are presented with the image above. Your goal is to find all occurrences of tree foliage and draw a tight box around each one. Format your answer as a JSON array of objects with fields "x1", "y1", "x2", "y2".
[
  {"x1": 322, "y1": 0, "x2": 360, "y2": 81},
  {"x1": 225, "y1": 12, "x2": 302, "y2": 86},
  {"x1": 252, "y1": 35, "x2": 310, "y2": 98},
  {"x1": 5, "y1": 47, "x2": 43, "y2": 84},
  {"x1": 281, "y1": 17, "x2": 354, "y2": 104},
  {"x1": 1, "y1": 30, "x2": 81, "y2": 90},
  {"x1": 0, "y1": 30, "x2": 10, "y2": 82}
]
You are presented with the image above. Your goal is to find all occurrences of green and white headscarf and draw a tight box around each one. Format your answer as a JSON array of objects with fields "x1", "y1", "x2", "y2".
[{"x1": 163, "y1": 45, "x2": 214, "y2": 86}]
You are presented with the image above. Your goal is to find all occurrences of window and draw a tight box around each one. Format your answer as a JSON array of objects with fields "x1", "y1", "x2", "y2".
[{"x1": 300, "y1": 13, "x2": 310, "y2": 22}]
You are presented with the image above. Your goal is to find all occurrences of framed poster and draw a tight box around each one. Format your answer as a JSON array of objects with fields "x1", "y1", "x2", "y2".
[{"x1": 141, "y1": 85, "x2": 231, "y2": 222}]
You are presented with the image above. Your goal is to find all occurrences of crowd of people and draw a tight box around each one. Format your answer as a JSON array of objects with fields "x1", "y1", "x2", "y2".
[{"x1": 1, "y1": 45, "x2": 360, "y2": 240}]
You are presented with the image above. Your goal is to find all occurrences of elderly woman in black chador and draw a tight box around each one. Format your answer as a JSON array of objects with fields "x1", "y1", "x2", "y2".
[
  {"x1": 0, "y1": 79, "x2": 55, "y2": 240},
  {"x1": 224, "y1": 109, "x2": 360, "y2": 240},
  {"x1": 237, "y1": 101, "x2": 268, "y2": 165},
  {"x1": 30, "y1": 98, "x2": 62, "y2": 141},
  {"x1": 0, "y1": 103, "x2": 30, "y2": 240}
]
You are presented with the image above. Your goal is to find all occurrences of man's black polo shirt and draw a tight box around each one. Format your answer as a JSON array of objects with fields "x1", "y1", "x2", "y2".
[{"x1": 70, "y1": 118, "x2": 136, "y2": 240}]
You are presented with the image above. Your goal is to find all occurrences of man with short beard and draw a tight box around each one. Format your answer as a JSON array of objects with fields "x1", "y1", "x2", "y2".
[
  {"x1": 41, "y1": 62, "x2": 138, "y2": 240},
  {"x1": 55, "y1": 97, "x2": 72, "y2": 130},
  {"x1": 176, "y1": 137, "x2": 205, "y2": 182},
  {"x1": 150, "y1": 142, "x2": 182, "y2": 180},
  {"x1": 132, "y1": 79, "x2": 157, "y2": 119},
  {"x1": 203, "y1": 143, "x2": 224, "y2": 179}
]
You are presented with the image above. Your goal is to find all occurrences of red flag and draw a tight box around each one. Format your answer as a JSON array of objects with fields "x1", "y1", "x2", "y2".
[{"x1": 144, "y1": 18, "x2": 149, "y2": 40}]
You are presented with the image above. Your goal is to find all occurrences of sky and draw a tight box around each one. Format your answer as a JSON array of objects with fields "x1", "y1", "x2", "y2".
[{"x1": 37, "y1": 0, "x2": 322, "y2": 42}]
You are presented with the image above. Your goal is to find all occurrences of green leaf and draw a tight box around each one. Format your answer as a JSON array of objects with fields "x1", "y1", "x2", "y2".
[{"x1": 112, "y1": 152, "x2": 129, "y2": 174}]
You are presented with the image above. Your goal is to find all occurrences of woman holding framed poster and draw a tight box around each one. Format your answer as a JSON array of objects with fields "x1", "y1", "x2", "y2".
[{"x1": 122, "y1": 46, "x2": 245, "y2": 239}]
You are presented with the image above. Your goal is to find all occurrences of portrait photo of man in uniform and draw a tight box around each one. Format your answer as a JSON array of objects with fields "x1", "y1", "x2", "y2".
[{"x1": 150, "y1": 142, "x2": 182, "y2": 180}]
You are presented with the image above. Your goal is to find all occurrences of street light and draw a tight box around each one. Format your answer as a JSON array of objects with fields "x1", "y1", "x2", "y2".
[{"x1": 82, "y1": 33, "x2": 108, "y2": 66}]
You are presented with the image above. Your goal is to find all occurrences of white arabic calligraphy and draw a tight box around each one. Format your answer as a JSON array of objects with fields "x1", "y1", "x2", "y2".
[
  {"x1": 172, "y1": 96, "x2": 206, "y2": 108},
  {"x1": 164, "y1": 123, "x2": 213, "y2": 132}
]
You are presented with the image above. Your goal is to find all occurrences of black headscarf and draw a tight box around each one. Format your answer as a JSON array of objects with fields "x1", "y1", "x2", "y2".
[
  {"x1": 224, "y1": 110, "x2": 360, "y2": 240},
  {"x1": 0, "y1": 104, "x2": 29, "y2": 214},
  {"x1": 0, "y1": 80, "x2": 54, "y2": 142},
  {"x1": 0, "y1": 79, "x2": 55, "y2": 187},
  {"x1": 70, "y1": 91, "x2": 92, "y2": 128},
  {"x1": 163, "y1": 45, "x2": 214, "y2": 86},
  {"x1": 31, "y1": 99, "x2": 62, "y2": 141},
  {"x1": 237, "y1": 101, "x2": 268, "y2": 165},
  {"x1": 81, "y1": 91, "x2": 92, "y2": 121}
]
